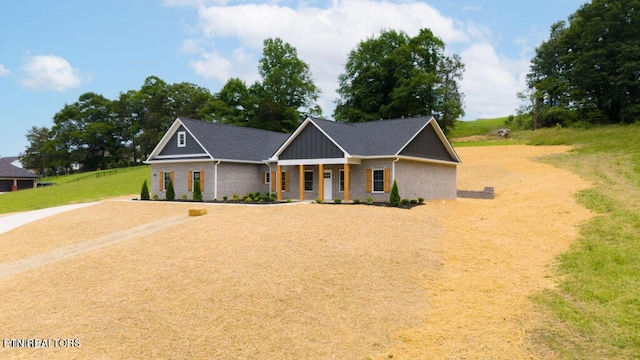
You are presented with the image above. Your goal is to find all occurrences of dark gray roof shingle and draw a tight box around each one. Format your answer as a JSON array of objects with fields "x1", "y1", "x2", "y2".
[
  {"x1": 0, "y1": 157, "x2": 38, "y2": 178},
  {"x1": 309, "y1": 116, "x2": 431, "y2": 156},
  {"x1": 179, "y1": 118, "x2": 290, "y2": 162}
]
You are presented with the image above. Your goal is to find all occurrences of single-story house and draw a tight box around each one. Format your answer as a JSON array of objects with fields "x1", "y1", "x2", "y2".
[
  {"x1": 145, "y1": 116, "x2": 461, "y2": 202},
  {"x1": 0, "y1": 157, "x2": 38, "y2": 192}
]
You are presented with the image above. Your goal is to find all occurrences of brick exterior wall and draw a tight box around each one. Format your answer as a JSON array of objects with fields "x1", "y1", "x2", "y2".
[
  {"x1": 151, "y1": 162, "x2": 270, "y2": 201},
  {"x1": 151, "y1": 158, "x2": 457, "y2": 202},
  {"x1": 394, "y1": 159, "x2": 457, "y2": 200}
]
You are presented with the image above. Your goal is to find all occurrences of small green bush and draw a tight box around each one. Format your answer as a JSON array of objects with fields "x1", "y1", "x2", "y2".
[
  {"x1": 140, "y1": 180, "x2": 150, "y2": 200},
  {"x1": 390, "y1": 180, "x2": 401, "y2": 207},
  {"x1": 401, "y1": 198, "x2": 410, "y2": 205},
  {"x1": 286, "y1": 198, "x2": 292, "y2": 203},
  {"x1": 353, "y1": 198, "x2": 360, "y2": 204},
  {"x1": 223, "y1": 195, "x2": 228, "y2": 202},
  {"x1": 152, "y1": 194, "x2": 159, "y2": 201},
  {"x1": 166, "y1": 180, "x2": 175, "y2": 201},
  {"x1": 366, "y1": 197, "x2": 374, "y2": 205},
  {"x1": 232, "y1": 194, "x2": 239, "y2": 201},
  {"x1": 418, "y1": 197, "x2": 424, "y2": 203},
  {"x1": 244, "y1": 196, "x2": 252, "y2": 203},
  {"x1": 193, "y1": 178, "x2": 203, "y2": 201},
  {"x1": 334, "y1": 198, "x2": 341, "y2": 204},
  {"x1": 315, "y1": 198, "x2": 323, "y2": 204},
  {"x1": 181, "y1": 193, "x2": 188, "y2": 200},
  {"x1": 410, "y1": 199, "x2": 418, "y2": 204}
]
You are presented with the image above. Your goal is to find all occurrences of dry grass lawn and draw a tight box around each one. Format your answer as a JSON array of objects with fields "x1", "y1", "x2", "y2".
[{"x1": 0, "y1": 145, "x2": 592, "y2": 359}]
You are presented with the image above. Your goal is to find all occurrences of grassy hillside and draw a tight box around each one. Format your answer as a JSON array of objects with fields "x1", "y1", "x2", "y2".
[
  {"x1": 0, "y1": 166, "x2": 150, "y2": 214},
  {"x1": 508, "y1": 124, "x2": 640, "y2": 358},
  {"x1": 451, "y1": 117, "x2": 510, "y2": 138},
  {"x1": 452, "y1": 119, "x2": 640, "y2": 357}
]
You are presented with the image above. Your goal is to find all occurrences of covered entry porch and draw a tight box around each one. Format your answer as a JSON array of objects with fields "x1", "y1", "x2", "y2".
[{"x1": 274, "y1": 158, "x2": 361, "y2": 202}]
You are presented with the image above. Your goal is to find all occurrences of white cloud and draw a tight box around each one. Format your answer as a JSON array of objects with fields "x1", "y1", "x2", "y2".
[
  {"x1": 0, "y1": 64, "x2": 9, "y2": 76},
  {"x1": 20, "y1": 55, "x2": 86, "y2": 92},
  {"x1": 460, "y1": 42, "x2": 529, "y2": 119},
  {"x1": 171, "y1": 0, "x2": 530, "y2": 119},
  {"x1": 189, "y1": 51, "x2": 232, "y2": 80}
]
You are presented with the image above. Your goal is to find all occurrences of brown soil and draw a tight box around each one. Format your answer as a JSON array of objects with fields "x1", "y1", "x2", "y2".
[{"x1": 0, "y1": 145, "x2": 592, "y2": 359}]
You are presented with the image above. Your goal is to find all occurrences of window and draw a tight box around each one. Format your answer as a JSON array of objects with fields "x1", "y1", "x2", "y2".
[
  {"x1": 281, "y1": 171, "x2": 287, "y2": 191},
  {"x1": 372, "y1": 169, "x2": 384, "y2": 192},
  {"x1": 265, "y1": 172, "x2": 271, "y2": 184},
  {"x1": 339, "y1": 170, "x2": 344, "y2": 192},
  {"x1": 193, "y1": 170, "x2": 201, "y2": 184},
  {"x1": 177, "y1": 131, "x2": 186, "y2": 147},
  {"x1": 304, "y1": 171, "x2": 313, "y2": 191}
]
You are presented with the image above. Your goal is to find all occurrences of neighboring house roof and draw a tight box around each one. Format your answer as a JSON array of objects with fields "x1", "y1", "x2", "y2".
[
  {"x1": 0, "y1": 157, "x2": 38, "y2": 178},
  {"x1": 272, "y1": 116, "x2": 461, "y2": 164},
  {"x1": 146, "y1": 117, "x2": 290, "y2": 163}
]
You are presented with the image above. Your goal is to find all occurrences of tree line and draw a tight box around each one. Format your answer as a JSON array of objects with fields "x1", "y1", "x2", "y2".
[
  {"x1": 21, "y1": 29, "x2": 465, "y2": 176},
  {"x1": 518, "y1": 0, "x2": 640, "y2": 128}
]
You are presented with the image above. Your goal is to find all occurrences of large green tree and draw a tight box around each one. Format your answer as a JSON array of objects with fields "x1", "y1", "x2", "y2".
[
  {"x1": 251, "y1": 38, "x2": 321, "y2": 132},
  {"x1": 526, "y1": 0, "x2": 640, "y2": 125},
  {"x1": 334, "y1": 29, "x2": 464, "y2": 132},
  {"x1": 51, "y1": 92, "x2": 122, "y2": 171},
  {"x1": 19, "y1": 126, "x2": 55, "y2": 175},
  {"x1": 211, "y1": 78, "x2": 253, "y2": 127}
]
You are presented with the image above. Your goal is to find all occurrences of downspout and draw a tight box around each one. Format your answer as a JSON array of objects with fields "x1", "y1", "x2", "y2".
[
  {"x1": 392, "y1": 157, "x2": 400, "y2": 181},
  {"x1": 214, "y1": 160, "x2": 221, "y2": 200}
]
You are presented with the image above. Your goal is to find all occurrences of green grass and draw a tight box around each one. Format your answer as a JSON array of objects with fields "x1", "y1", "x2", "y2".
[
  {"x1": 0, "y1": 166, "x2": 150, "y2": 214},
  {"x1": 451, "y1": 116, "x2": 510, "y2": 138}
]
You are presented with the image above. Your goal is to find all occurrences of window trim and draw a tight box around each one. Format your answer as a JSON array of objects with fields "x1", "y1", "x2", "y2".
[
  {"x1": 372, "y1": 168, "x2": 385, "y2": 193},
  {"x1": 177, "y1": 131, "x2": 187, "y2": 148},
  {"x1": 304, "y1": 170, "x2": 314, "y2": 192}
]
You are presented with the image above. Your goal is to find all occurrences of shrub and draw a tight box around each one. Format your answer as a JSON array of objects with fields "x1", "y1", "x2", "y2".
[
  {"x1": 140, "y1": 180, "x2": 150, "y2": 200},
  {"x1": 223, "y1": 195, "x2": 228, "y2": 202},
  {"x1": 244, "y1": 196, "x2": 252, "y2": 203},
  {"x1": 315, "y1": 198, "x2": 323, "y2": 204},
  {"x1": 410, "y1": 199, "x2": 418, "y2": 204},
  {"x1": 166, "y1": 180, "x2": 175, "y2": 201},
  {"x1": 334, "y1": 198, "x2": 341, "y2": 204},
  {"x1": 353, "y1": 198, "x2": 360, "y2": 204},
  {"x1": 232, "y1": 194, "x2": 239, "y2": 201},
  {"x1": 286, "y1": 199, "x2": 292, "y2": 203},
  {"x1": 366, "y1": 197, "x2": 374, "y2": 205},
  {"x1": 418, "y1": 197, "x2": 424, "y2": 203},
  {"x1": 390, "y1": 179, "x2": 401, "y2": 207},
  {"x1": 152, "y1": 194, "x2": 159, "y2": 201},
  {"x1": 193, "y1": 178, "x2": 203, "y2": 201},
  {"x1": 254, "y1": 192, "x2": 261, "y2": 198},
  {"x1": 181, "y1": 193, "x2": 188, "y2": 200},
  {"x1": 401, "y1": 198, "x2": 410, "y2": 205}
]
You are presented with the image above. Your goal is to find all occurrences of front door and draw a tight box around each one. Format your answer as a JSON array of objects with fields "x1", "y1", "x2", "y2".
[{"x1": 323, "y1": 170, "x2": 332, "y2": 200}]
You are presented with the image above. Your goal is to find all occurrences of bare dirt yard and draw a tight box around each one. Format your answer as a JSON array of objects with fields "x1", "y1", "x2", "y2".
[{"x1": 0, "y1": 145, "x2": 592, "y2": 359}]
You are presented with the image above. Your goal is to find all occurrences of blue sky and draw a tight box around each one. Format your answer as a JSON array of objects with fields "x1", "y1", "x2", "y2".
[{"x1": 0, "y1": 0, "x2": 586, "y2": 157}]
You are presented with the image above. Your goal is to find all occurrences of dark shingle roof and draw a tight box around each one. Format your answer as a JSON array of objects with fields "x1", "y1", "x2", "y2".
[
  {"x1": 309, "y1": 116, "x2": 431, "y2": 156},
  {"x1": 179, "y1": 118, "x2": 290, "y2": 162},
  {"x1": 0, "y1": 157, "x2": 38, "y2": 178}
]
